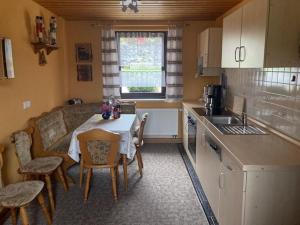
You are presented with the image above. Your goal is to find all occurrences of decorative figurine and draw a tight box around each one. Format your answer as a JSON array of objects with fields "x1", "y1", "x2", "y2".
[
  {"x1": 112, "y1": 103, "x2": 121, "y2": 119},
  {"x1": 35, "y1": 16, "x2": 43, "y2": 43},
  {"x1": 49, "y1": 16, "x2": 57, "y2": 45},
  {"x1": 39, "y1": 50, "x2": 47, "y2": 66},
  {"x1": 41, "y1": 17, "x2": 47, "y2": 43}
]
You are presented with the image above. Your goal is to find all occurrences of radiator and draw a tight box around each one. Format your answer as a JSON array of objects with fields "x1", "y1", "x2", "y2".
[{"x1": 136, "y1": 108, "x2": 179, "y2": 138}]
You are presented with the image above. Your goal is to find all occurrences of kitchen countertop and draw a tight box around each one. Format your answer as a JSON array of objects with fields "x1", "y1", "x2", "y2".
[{"x1": 183, "y1": 101, "x2": 300, "y2": 171}]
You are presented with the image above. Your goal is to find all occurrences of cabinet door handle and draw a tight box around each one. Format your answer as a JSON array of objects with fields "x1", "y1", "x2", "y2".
[
  {"x1": 235, "y1": 47, "x2": 240, "y2": 62},
  {"x1": 226, "y1": 165, "x2": 233, "y2": 171},
  {"x1": 209, "y1": 143, "x2": 218, "y2": 151},
  {"x1": 219, "y1": 172, "x2": 225, "y2": 189},
  {"x1": 201, "y1": 133, "x2": 205, "y2": 146},
  {"x1": 240, "y1": 46, "x2": 246, "y2": 62}
]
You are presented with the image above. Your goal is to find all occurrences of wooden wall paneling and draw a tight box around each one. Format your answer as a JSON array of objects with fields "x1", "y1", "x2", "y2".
[{"x1": 34, "y1": 0, "x2": 243, "y2": 21}]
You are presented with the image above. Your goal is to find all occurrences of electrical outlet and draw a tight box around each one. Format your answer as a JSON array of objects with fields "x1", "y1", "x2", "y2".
[{"x1": 23, "y1": 100, "x2": 31, "y2": 110}]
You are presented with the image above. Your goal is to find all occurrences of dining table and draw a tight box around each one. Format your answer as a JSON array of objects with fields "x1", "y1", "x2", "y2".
[{"x1": 68, "y1": 113, "x2": 138, "y2": 190}]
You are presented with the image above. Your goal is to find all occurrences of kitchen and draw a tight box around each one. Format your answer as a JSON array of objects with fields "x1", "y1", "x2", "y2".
[
  {"x1": 0, "y1": 0, "x2": 300, "y2": 224},
  {"x1": 183, "y1": 0, "x2": 300, "y2": 224}
]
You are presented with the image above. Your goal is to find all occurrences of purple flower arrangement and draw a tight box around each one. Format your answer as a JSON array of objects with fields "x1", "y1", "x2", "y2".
[
  {"x1": 101, "y1": 96, "x2": 121, "y2": 120},
  {"x1": 101, "y1": 102, "x2": 112, "y2": 120}
]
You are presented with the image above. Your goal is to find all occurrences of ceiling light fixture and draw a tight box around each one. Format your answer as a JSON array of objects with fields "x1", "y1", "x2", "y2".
[{"x1": 120, "y1": 0, "x2": 139, "y2": 13}]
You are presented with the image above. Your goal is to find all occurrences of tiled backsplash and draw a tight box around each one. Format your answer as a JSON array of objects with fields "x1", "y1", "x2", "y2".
[{"x1": 224, "y1": 68, "x2": 300, "y2": 141}]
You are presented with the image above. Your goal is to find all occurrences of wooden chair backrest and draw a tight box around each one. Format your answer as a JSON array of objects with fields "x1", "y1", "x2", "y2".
[
  {"x1": 77, "y1": 129, "x2": 121, "y2": 167},
  {"x1": 138, "y1": 113, "x2": 148, "y2": 146},
  {"x1": 0, "y1": 144, "x2": 4, "y2": 188}
]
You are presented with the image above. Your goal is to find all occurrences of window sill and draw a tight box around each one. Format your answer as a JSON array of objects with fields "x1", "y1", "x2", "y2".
[{"x1": 120, "y1": 99, "x2": 167, "y2": 102}]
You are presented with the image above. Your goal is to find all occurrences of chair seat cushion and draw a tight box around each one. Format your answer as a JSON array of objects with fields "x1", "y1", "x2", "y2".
[
  {"x1": 47, "y1": 132, "x2": 72, "y2": 153},
  {"x1": 0, "y1": 181, "x2": 43, "y2": 208},
  {"x1": 133, "y1": 125, "x2": 140, "y2": 137},
  {"x1": 133, "y1": 137, "x2": 144, "y2": 147},
  {"x1": 132, "y1": 137, "x2": 139, "y2": 145},
  {"x1": 21, "y1": 157, "x2": 62, "y2": 174}
]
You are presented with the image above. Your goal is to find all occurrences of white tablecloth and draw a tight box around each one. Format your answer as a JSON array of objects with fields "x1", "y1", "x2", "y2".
[{"x1": 68, "y1": 114, "x2": 137, "y2": 162}]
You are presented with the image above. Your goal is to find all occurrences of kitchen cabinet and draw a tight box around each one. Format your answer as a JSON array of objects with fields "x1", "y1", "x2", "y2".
[
  {"x1": 218, "y1": 151, "x2": 245, "y2": 225},
  {"x1": 221, "y1": 8, "x2": 243, "y2": 68},
  {"x1": 198, "y1": 28, "x2": 222, "y2": 68},
  {"x1": 196, "y1": 28, "x2": 223, "y2": 76},
  {"x1": 183, "y1": 103, "x2": 300, "y2": 225},
  {"x1": 222, "y1": 0, "x2": 300, "y2": 68},
  {"x1": 196, "y1": 121, "x2": 221, "y2": 219},
  {"x1": 196, "y1": 121, "x2": 244, "y2": 222},
  {"x1": 183, "y1": 108, "x2": 188, "y2": 153},
  {"x1": 197, "y1": 123, "x2": 300, "y2": 225}
]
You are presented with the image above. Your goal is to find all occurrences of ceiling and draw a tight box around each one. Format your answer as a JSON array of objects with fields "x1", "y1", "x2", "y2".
[{"x1": 34, "y1": 0, "x2": 243, "y2": 21}]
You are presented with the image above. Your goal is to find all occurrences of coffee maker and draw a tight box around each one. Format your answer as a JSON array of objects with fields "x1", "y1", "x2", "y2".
[{"x1": 203, "y1": 85, "x2": 223, "y2": 115}]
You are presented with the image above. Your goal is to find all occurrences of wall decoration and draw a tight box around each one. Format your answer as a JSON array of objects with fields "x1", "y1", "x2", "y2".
[
  {"x1": 39, "y1": 50, "x2": 47, "y2": 66},
  {"x1": 35, "y1": 16, "x2": 44, "y2": 43},
  {"x1": 49, "y1": 17, "x2": 57, "y2": 45},
  {"x1": 75, "y1": 43, "x2": 93, "y2": 63},
  {"x1": 0, "y1": 39, "x2": 5, "y2": 79},
  {"x1": 77, "y1": 64, "x2": 93, "y2": 81},
  {"x1": 0, "y1": 38, "x2": 15, "y2": 79},
  {"x1": 32, "y1": 16, "x2": 58, "y2": 66}
]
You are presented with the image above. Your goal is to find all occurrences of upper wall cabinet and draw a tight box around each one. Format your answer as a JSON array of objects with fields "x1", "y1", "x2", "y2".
[
  {"x1": 222, "y1": 0, "x2": 300, "y2": 68},
  {"x1": 198, "y1": 28, "x2": 223, "y2": 68},
  {"x1": 196, "y1": 28, "x2": 223, "y2": 77}
]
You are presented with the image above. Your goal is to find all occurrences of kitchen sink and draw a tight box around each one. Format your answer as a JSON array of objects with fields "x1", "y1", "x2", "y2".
[
  {"x1": 207, "y1": 116, "x2": 243, "y2": 125},
  {"x1": 206, "y1": 116, "x2": 267, "y2": 135},
  {"x1": 191, "y1": 107, "x2": 267, "y2": 135},
  {"x1": 214, "y1": 124, "x2": 266, "y2": 135}
]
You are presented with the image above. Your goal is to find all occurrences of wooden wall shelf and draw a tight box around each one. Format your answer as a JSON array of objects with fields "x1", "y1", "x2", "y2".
[{"x1": 31, "y1": 42, "x2": 58, "y2": 55}]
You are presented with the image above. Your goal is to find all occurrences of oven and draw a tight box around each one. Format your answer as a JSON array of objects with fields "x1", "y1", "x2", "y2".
[{"x1": 187, "y1": 113, "x2": 197, "y2": 163}]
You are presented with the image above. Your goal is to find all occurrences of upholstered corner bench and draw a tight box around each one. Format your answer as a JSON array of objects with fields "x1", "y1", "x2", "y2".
[{"x1": 28, "y1": 103, "x2": 102, "y2": 183}]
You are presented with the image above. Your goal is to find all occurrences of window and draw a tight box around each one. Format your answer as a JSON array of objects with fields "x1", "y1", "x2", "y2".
[{"x1": 116, "y1": 31, "x2": 167, "y2": 99}]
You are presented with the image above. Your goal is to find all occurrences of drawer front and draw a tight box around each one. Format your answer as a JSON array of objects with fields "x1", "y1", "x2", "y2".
[{"x1": 222, "y1": 150, "x2": 242, "y2": 171}]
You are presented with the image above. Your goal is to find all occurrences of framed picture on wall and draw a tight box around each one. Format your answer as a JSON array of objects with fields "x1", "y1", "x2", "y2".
[
  {"x1": 77, "y1": 64, "x2": 92, "y2": 81},
  {"x1": 0, "y1": 38, "x2": 15, "y2": 79},
  {"x1": 0, "y1": 38, "x2": 5, "y2": 79},
  {"x1": 75, "y1": 43, "x2": 92, "y2": 63}
]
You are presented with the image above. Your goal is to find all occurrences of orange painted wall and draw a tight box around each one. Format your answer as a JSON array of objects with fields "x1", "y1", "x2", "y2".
[
  {"x1": 0, "y1": 0, "x2": 67, "y2": 184},
  {"x1": 64, "y1": 20, "x2": 220, "y2": 139},
  {"x1": 0, "y1": 3, "x2": 220, "y2": 184},
  {"x1": 65, "y1": 21, "x2": 102, "y2": 103},
  {"x1": 65, "y1": 21, "x2": 219, "y2": 104}
]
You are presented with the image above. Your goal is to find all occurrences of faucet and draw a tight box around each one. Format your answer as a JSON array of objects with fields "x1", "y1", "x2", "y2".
[
  {"x1": 241, "y1": 112, "x2": 247, "y2": 126},
  {"x1": 235, "y1": 112, "x2": 247, "y2": 126}
]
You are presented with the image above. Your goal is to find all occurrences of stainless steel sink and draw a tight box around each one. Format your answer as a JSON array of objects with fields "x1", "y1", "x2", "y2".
[
  {"x1": 207, "y1": 116, "x2": 243, "y2": 125},
  {"x1": 206, "y1": 116, "x2": 267, "y2": 135},
  {"x1": 215, "y1": 124, "x2": 266, "y2": 135}
]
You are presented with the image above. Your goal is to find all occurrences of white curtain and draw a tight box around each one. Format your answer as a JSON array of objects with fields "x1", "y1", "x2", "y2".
[
  {"x1": 166, "y1": 26, "x2": 183, "y2": 102},
  {"x1": 101, "y1": 26, "x2": 120, "y2": 101}
]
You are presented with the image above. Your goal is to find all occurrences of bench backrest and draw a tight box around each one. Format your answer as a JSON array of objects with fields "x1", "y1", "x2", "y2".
[{"x1": 36, "y1": 110, "x2": 67, "y2": 149}]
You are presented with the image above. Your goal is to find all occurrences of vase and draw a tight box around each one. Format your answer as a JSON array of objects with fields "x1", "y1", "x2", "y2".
[{"x1": 102, "y1": 112, "x2": 111, "y2": 120}]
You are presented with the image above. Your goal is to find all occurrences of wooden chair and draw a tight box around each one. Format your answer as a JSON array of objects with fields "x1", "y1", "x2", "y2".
[
  {"x1": 77, "y1": 129, "x2": 121, "y2": 202},
  {"x1": 11, "y1": 128, "x2": 68, "y2": 216},
  {"x1": 133, "y1": 113, "x2": 148, "y2": 176},
  {"x1": 0, "y1": 144, "x2": 52, "y2": 225}
]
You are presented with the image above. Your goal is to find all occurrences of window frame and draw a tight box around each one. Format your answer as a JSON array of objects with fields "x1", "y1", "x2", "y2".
[{"x1": 116, "y1": 31, "x2": 167, "y2": 99}]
